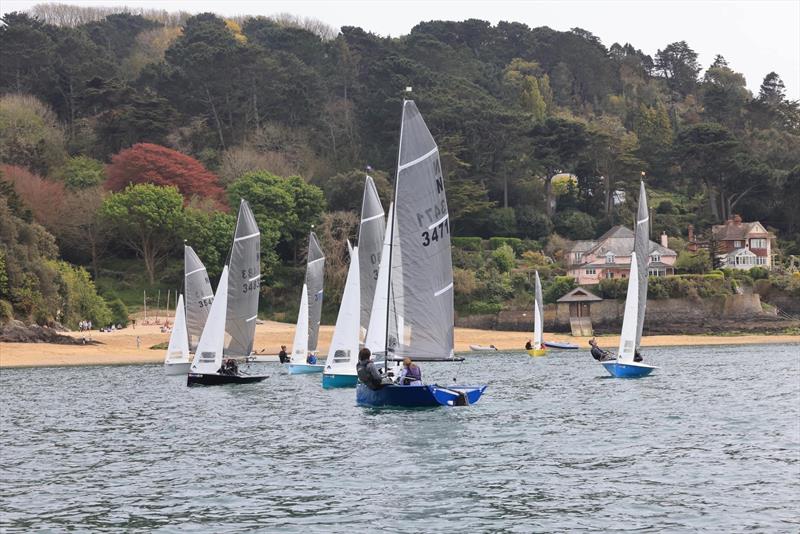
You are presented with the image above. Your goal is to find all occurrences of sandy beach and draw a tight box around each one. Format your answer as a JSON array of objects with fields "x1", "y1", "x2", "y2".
[{"x1": 1, "y1": 321, "x2": 797, "y2": 368}]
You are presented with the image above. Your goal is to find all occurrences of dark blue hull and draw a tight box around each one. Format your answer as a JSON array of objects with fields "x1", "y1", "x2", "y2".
[
  {"x1": 356, "y1": 383, "x2": 487, "y2": 407},
  {"x1": 187, "y1": 373, "x2": 268, "y2": 386}
]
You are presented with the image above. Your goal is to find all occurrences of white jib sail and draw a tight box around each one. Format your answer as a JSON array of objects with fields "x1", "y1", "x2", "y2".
[
  {"x1": 191, "y1": 265, "x2": 230, "y2": 374},
  {"x1": 291, "y1": 283, "x2": 309, "y2": 363},
  {"x1": 364, "y1": 203, "x2": 394, "y2": 354},
  {"x1": 325, "y1": 243, "x2": 361, "y2": 375},
  {"x1": 617, "y1": 252, "x2": 640, "y2": 363},
  {"x1": 165, "y1": 294, "x2": 190, "y2": 364},
  {"x1": 533, "y1": 271, "x2": 544, "y2": 350}
]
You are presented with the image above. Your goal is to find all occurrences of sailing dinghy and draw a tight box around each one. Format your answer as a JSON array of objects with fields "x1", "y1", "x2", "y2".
[
  {"x1": 187, "y1": 200, "x2": 268, "y2": 386},
  {"x1": 322, "y1": 243, "x2": 361, "y2": 388},
  {"x1": 355, "y1": 100, "x2": 487, "y2": 407},
  {"x1": 164, "y1": 294, "x2": 190, "y2": 374},
  {"x1": 288, "y1": 232, "x2": 326, "y2": 374},
  {"x1": 527, "y1": 271, "x2": 547, "y2": 357},
  {"x1": 600, "y1": 181, "x2": 658, "y2": 378}
]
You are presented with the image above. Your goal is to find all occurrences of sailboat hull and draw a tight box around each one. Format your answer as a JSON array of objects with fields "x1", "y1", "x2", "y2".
[
  {"x1": 322, "y1": 373, "x2": 358, "y2": 388},
  {"x1": 164, "y1": 361, "x2": 191, "y2": 375},
  {"x1": 287, "y1": 363, "x2": 325, "y2": 374},
  {"x1": 544, "y1": 341, "x2": 579, "y2": 350},
  {"x1": 356, "y1": 383, "x2": 486, "y2": 407},
  {"x1": 187, "y1": 373, "x2": 268, "y2": 386},
  {"x1": 601, "y1": 361, "x2": 657, "y2": 378},
  {"x1": 527, "y1": 349, "x2": 547, "y2": 357}
]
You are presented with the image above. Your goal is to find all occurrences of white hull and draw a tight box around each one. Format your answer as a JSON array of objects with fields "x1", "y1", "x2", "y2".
[
  {"x1": 164, "y1": 361, "x2": 191, "y2": 375},
  {"x1": 469, "y1": 345, "x2": 497, "y2": 352},
  {"x1": 247, "y1": 354, "x2": 281, "y2": 363}
]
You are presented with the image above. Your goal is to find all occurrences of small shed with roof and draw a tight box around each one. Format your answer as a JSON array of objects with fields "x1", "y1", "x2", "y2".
[{"x1": 557, "y1": 287, "x2": 603, "y2": 336}]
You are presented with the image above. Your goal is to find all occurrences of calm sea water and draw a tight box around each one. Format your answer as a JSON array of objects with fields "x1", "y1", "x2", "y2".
[{"x1": 1, "y1": 344, "x2": 799, "y2": 533}]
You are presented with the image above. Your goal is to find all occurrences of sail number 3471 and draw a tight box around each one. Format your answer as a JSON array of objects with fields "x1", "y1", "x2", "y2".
[{"x1": 421, "y1": 218, "x2": 450, "y2": 246}]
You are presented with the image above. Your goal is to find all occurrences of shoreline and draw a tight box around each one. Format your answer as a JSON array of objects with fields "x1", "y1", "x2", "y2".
[{"x1": 1, "y1": 321, "x2": 797, "y2": 369}]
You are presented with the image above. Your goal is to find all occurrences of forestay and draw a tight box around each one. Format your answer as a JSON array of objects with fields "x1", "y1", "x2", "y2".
[
  {"x1": 184, "y1": 245, "x2": 213, "y2": 352},
  {"x1": 305, "y1": 232, "x2": 325, "y2": 352},
  {"x1": 364, "y1": 203, "x2": 394, "y2": 355},
  {"x1": 224, "y1": 200, "x2": 260, "y2": 357},
  {"x1": 165, "y1": 294, "x2": 189, "y2": 364},
  {"x1": 291, "y1": 283, "x2": 309, "y2": 363},
  {"x1": 358, "y1": 176, "x2": 386, "y2": 339},
  {"x1": 325, "y1": 243, "x2": 361, "y2": 375},
  {"x1": 533, "y1": 271, "x2": 544, "y2": 350},
  {"x1": 191, "y1": 265, "x2": 230, "y2": 374},
  {"x1": 387, "y1": 100, "x2": 454, "y2": 360}
]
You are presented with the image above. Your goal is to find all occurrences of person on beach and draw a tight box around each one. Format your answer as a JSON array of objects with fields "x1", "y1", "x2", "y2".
[
  {"x1": 356, "y1": 348, "x2": 385, "y2": 390},
  {"x1": 589, "y1": 338, "x2": 613, "y2": 361},
  {"x1": 136, "y1": 336, "x2": 141, "y2": 350},
  {"x1": 398, "y1": 357, "x2": 422, "y2": 386},
  {"x1": 278, "y1": 345, "x2": 289, "y2": 363}
]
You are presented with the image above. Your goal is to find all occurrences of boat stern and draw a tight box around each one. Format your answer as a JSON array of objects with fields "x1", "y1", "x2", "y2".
[
  {"x1": 322, "y1": 373, "x2": 358, "y2": 388},
  {"x1": 601, "y1": 361, "x2": 657, "y2": 378}
]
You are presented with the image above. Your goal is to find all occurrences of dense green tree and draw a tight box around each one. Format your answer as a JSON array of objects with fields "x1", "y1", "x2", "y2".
[
  {"x1": 655, "y1": 41, "x2": 700, "y2": 97},
  {"x1": 58, "y1": 155, "x2": 104, "y2": 189}
]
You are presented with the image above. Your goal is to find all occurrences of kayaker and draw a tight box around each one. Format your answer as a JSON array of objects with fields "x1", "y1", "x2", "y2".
[
  {"x1": 356, "y1": 348, "x2": 384, "y2": 390},
  {"x1": 398, "y1": 357, "x2": 422, "y2": 385},
  {"x1": 588, "y1": 338, "x2": 613, "y2": 362}
]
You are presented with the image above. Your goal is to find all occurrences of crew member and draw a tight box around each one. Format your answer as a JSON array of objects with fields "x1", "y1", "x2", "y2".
[{"x1": 356, "y1": 348, "x2": 384, "y2": 390}]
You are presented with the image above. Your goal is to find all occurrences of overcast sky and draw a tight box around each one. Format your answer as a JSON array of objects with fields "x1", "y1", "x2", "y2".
[{"x1": 3, "y1": 0, "x2": 799, "y2": 99}]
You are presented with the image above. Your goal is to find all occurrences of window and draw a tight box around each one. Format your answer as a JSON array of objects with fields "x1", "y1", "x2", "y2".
[
  {"x1": 734, "y1": 240, "x2": 743, "y2": 248},
  {"x1": 605, "y1": 252, "x2": 615, "y2": 264},
  {"x1": 651, "y1": 253, "x2": 660, "y2": 263},
  {"x1": 585, "y1": 267, "x2": 596, "y2": 275},
  {"x1": 574, "y1": 252, "x2": 583, "y2": 263},
  {"x1": 750, "y1": 238, "x2": 767, "y2": 249},
  {"x1": 649, "y1": 268, "x2": 666, "y2": 277},
  {"x1": 621, "y1": 273, "x2": 627, "y2": 278},
  {"x1": 756, "y1": 257, "x2": 767, "y2": 265},
  {"x1": 605, "y1": 271, "x2": 614, "y2": 279}
]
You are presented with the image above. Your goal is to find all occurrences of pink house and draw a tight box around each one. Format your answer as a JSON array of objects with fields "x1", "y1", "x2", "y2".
[{"x1": 567, "y1": 226, "x2": 677, "y2": 285}]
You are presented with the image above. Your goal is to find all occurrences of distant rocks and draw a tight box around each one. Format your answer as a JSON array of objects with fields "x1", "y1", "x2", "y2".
[{"x1": 0, "y1": 320, "x2": 101, "y2": 345}]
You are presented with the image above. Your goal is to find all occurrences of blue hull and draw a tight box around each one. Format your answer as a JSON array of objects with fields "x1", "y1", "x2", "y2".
[
  {"x1": 356, "y1": 383, "x2": 487, "y2": 407},
  {"x1": 544, "y1": 341, "x2": 579, "y2": 350},
  {"x1": 322, "y1": 373, "x2": 358, "y2": 388},
  {"x1": 601, "y1": 361, "x2": 656, "y2": 378},
  {"x1": 287, "y1": 363, "x2": 325, "y2": 374}
]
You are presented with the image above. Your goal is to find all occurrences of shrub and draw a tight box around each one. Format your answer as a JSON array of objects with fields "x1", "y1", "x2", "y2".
[
  {"x1": 466, "y1": 301, "x2": 503, "y2": 315},
  {"x1": 489, "y1": 237, "x2": 523, "y2": 252},
  {"x1": 492, "y1": 244, "x2": 516, "y2": 273},
  {"x1": 544, "y1": 276, "x2": 576, "y2": 303},
  {"x1": 553, "y1": 210, "x2": 597, "y2": 240},
  {"x1": 0, "y1": 299, "x2": 12, "y2": 324},
  {"x1": 598, "y1": 278, "x2": 627, "y2": 299},
  {"x1": 452, "y1": 237, "x2": 483, "y2": 251},
  {"x1": 675, "y1": 249, "x2": 711, "y2": 274},
  {"x1": 453, "y1": 268, "x2": 478, "y2": 296},
  {"x1": 486, "y1": 207, "x2": 517, "y2": 236},
  {"x1": 108, "y1": 298, "x2": 129, "y2": 327},
  {"x1": 514, "y1": 207, "x2": 553, "y2": 240},
  {"x1": 748, "y1": 266, "x2": 769, "y2": 280}
]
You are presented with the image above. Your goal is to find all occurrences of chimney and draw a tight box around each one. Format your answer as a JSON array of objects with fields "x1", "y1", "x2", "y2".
[
  {"x1": 660, "y1": 231, "x2": 668, "y2": 248},
  {"x1": 688, "y1": 224, "x2": 695, "y2": 243},
  {"x1": 734, "y1": 214, "x2": 742, "y2": 225}
]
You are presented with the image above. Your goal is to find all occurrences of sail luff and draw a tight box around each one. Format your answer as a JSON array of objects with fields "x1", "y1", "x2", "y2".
[
  {"x1": 617, "y1": 252, "x2": 640, "y2": 363},
  {"x1": 358, "y1": 176, "x2": 386, "y2": 340},
  {"x1": 325, "y1": 243, "x2": 361, "y2": 375},
  {"x1": 184, "y1": 245, "x2": 213, "y2": 352},
  {"x1": 533, "y1": 271, "x2": 544, "y2": 350},
  {"x1": 291, "y1": 283, "x2": 309, "y2": 363},
  {"x1": 191, "y1": 265, "x2": 229, "y2": 374}
]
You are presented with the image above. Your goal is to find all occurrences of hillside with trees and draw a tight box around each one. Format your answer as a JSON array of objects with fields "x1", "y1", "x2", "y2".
[{"x1": 1, "y1": 5, "x2": 799, "y2": 328}]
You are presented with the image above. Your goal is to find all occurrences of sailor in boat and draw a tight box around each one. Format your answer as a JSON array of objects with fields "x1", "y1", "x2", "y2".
[
  {"x1": 356, "y1": 348, "x2": 389, "y2": 390},
  {"x1": 634, "y1": 349, "x2": 644, "y2": 362},
  {"x1": 278, "y1": 345, "x2": 289, "y2": 363},
  {"x1": 306, "y1": 353, "x2": 318, "y2": 364},
  {"x1": 588, "y1": 338, "x2": 614, "y2": 362},
  {"x1": 525, "y1": 339, "x2": 533, "y2": 350},
  {"x1": 218, "y1": 358, "x2": 240, "y2": 376},
  {"x1": 397, "y1": 357, "x2": 422, "y2": 385}
]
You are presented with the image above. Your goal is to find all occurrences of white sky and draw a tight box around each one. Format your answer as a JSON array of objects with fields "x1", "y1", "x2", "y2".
[{"x1": 3, "y1": 0, "x2": 799, "y2": 99}]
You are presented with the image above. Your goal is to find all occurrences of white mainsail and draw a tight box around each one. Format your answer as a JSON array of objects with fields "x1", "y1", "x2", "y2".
[
  {"x1": 184, "y1": 246, "x2": 214, "y2": 352},
  {"x1": 325, "y1": 243, "x2": 361, "y2": 375},
  {"x1": 164, "y1": 294, "x2": 189, "y2": 364},
  {"x1": 364, "y1": 203, "x2": 394, "y2": 354},
  {"x1": 386, "y1": 100, "x2": 454, "y2": 360},
  {"x1": 191, "y1": 265, "x2": 230, "y2": 375},
  {"x1": 533, "y1": 271, "x2": 544, "y2": 351},
  {"x1": 617, "y1": 252, "x2": 641, "y2": 363},
  {"x1": 291, "y1": 283, "x2": 309, "y2": 363}
]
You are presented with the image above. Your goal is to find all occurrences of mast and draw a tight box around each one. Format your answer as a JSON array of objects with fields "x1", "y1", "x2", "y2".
[{"x1": 384, "y1": 98, "x2": 407, "y2": 372}]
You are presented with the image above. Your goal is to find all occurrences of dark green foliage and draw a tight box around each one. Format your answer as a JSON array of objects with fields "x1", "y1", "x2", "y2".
[
  {"x1": 489, "y1": 237, "x2": 523, "y2": 252},
  {"x1": 108, "y1": 297, "x2": 129, "y2": 326},
  {"x1": 553, "y1": 210, "x2": 596, "y2": 240},
  {"x1": 675, "y1": 249, "x2": 711, "y2": 274},
  {"x1": 544, "y1": 276, "x2": 576, "y2": 303},
  {"x1": 451, "y1": 237, "x2": 483, "y2": 251},
  {"x1": 748, "y1": 266, "x2": 769, "y2": 280}
]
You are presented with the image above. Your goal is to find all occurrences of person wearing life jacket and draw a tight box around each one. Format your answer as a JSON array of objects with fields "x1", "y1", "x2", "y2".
[
  {"x1": 589, "y1": 338, "x2": 614, "y2": 362},
  {"x1": 356, "y1": 348, "x2": 384, "y2": 390},
  {"x1": 306, "y1": 353, "x2": 317, "y2": 365},
  {"x1": 398, "y1": 357, "x2": 422, "y2": 385}
]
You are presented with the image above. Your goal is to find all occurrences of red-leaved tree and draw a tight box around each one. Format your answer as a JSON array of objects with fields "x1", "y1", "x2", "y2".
[
  {"x1": 1, "y1": 164, "x2": 67, "y2": 230},
  {"x1": 105, "y1": 143, "x2": 225, "y2": 205}
]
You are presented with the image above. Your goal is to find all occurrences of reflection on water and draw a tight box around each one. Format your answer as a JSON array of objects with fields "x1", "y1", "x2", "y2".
[{"x1": 1, "y1": 344, "x2": 799, "y2": 532}]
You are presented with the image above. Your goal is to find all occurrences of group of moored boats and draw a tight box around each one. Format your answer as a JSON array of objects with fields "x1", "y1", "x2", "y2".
[{"x1": 163, "y1": 99, "x2": 657, "y2": 408}]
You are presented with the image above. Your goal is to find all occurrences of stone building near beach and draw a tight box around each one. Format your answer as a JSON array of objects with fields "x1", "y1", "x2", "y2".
[{"x1": 567, "y1": 226, "x2": 677, "y2": 285}]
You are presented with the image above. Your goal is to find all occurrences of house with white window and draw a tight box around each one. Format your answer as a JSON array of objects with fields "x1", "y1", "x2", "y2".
[
  {"x1": 711, "y1": 215, "x2": 775, "y2": 270},
  {"x1": 566, "y1": 226, "x2": 677, "y2": 285}
]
